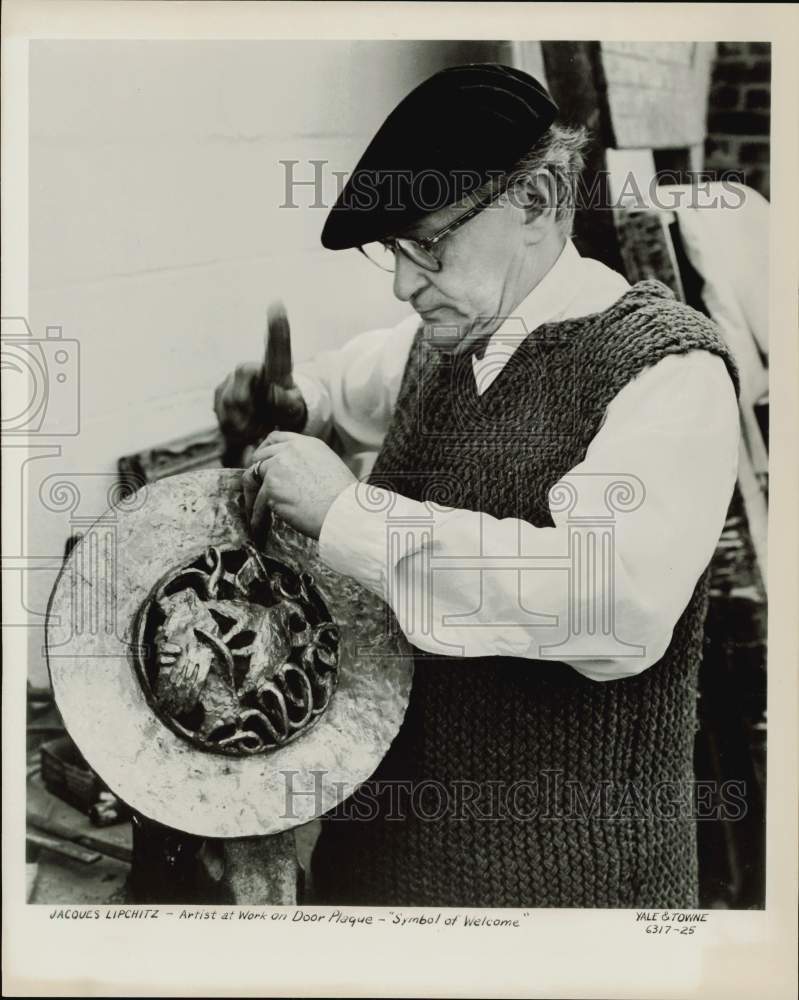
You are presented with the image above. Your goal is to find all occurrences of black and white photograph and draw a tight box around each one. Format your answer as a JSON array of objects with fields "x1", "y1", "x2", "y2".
[{"x1": 3, "y1": 3, "x2": 797, "y2": 997}]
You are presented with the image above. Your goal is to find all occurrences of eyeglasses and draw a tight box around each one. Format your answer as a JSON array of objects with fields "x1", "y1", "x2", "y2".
[{"x1": 359, "y1": 179, "x2": 509, "y2": 274}]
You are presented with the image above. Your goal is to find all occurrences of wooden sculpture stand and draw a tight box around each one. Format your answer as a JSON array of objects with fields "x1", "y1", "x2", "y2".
[{"x1": 127, "y1": 816, "x2": 299, "y2": 904}]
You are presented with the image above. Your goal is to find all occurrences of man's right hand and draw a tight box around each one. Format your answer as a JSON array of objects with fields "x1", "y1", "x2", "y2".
[
  {"x1": 215, "y1": 302, "x2": 308, "y2": 459},
  {"x1": 213, "y1": 362, "x2": 307, "y2": 445}
]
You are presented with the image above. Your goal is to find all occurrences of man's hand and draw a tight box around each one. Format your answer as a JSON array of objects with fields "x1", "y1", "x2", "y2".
[
  {"x1": 214, "y1": 306, "x2": 306, "y2": 448},
  {"x1": 242, "y1": 431, "x2": 357, "y2": 541},
  {"x1": 213, "y1": 363, "x2": 307, "y2": 443}
]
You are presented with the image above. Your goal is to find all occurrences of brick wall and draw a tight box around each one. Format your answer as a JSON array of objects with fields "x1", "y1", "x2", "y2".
[{"x1": 705, "y1": 42, "x2": 771, "y2": 198}]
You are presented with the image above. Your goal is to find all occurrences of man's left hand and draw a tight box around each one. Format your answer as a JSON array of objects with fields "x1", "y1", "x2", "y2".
[{"x1": 243, "y1": 431, "x2": 357, "y2": 541}]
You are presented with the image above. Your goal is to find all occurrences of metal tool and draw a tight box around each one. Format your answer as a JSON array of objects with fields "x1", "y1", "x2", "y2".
[{"x1": 221, "y1": 301, "x2": 295, "y2": 468}]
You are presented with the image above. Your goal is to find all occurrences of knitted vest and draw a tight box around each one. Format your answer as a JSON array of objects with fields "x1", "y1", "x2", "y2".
[{"x1": 311, "y1": 280, "x2": 739, "y2": 908}]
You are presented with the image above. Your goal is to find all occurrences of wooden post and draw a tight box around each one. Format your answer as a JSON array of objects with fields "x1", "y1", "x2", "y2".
[{"x1": 219, "y1": 833, "x2": 299, "y2": 904}]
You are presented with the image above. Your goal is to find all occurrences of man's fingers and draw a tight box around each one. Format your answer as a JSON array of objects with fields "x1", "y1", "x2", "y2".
[
  {"x1": 251, "y1": 480, "x2": 273, "y2": 539},
  {"x1": 250, "y1": 430, "x2": 299, "y2": 462},
  {"x1": 263, "y1": 429, "x2": 299, "y2": 445},
  {"x1": 215, "y1": 377, "x2": 241, "y2": 420},
  {"x1": 228, "y1": 368, "x2": 258, "y2": 410},
  {"x1": 214, "y1": 366, "x2": 263, "y2": 439},
  {"x1": 243, "y1": 461, "x2": 278, "y2": 539},
  {"x1": 272, "y1": 384, "x2": 308, "y2": 430},
  {"x1": 241, "y1": 465, "x2": 261, "y2": 524},
  {"x1": 250, "y1": 441, "x2": 285, "y2": 464}
]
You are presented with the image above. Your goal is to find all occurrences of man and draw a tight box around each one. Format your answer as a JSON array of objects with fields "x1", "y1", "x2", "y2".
[{"x1": 215, "y1": 64, "x2": 740, "y2": 908}]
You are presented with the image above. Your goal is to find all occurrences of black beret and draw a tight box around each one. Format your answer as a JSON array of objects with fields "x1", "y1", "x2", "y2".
[{"x1": 321, "y1": 63, "x2": 558, "y2": 251}]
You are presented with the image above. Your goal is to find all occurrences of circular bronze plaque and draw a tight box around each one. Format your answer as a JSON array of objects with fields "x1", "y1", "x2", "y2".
[
  {"x1": 134, "y1": 543, "x2": 340, "y2": 755},
  {"x1": 46, "y1": 470, "x2": 413, "y2": 837}
]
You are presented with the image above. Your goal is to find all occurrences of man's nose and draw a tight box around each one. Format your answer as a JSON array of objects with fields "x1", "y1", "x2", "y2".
[{"x1": 392, "y1": 249, "x2": 430, "y2": 303}]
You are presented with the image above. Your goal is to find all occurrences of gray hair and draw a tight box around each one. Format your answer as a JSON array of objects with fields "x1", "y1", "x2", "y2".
[{"x1": 505, "y1": 124, "x2": 591, "y2": 236}]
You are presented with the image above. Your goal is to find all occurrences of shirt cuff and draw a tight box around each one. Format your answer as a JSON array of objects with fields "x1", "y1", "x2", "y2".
[
  {"x1": 318, "y1": 483, "x2": 427, "y2": 595},
  {"x1": 293, "y1": 371, "x2": 331, "y2": 439}
]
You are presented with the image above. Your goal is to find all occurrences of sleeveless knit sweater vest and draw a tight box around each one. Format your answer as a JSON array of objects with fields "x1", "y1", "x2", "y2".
[{"x1": 311, "y1": 280, "x2": 740, "y2": 908}]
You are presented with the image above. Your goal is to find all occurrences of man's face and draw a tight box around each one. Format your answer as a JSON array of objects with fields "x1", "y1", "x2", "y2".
[{"x1": 391, "y1": 193, "x2": 530, "y2": 354}]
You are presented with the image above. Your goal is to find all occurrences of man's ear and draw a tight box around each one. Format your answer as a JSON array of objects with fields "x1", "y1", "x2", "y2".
[{"x1": 512, "y1": 170, "x2": 558, "y2": 244}]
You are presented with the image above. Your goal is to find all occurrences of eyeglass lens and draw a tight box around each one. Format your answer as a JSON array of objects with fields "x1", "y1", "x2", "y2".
[{"x1": 360, "y1": 239, "x2": 441, "y2": 273}]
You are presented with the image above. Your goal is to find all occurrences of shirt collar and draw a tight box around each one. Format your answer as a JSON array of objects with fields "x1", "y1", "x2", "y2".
[
  {"x1": 519, "y1": 238, "x2": 585, "y2": 328},
  {"x1": 482, "y1": 239, "x2": 583, "y2": 352},
  {"x1": 471, "y1": 240, "x2": 584, "y2": 393}
]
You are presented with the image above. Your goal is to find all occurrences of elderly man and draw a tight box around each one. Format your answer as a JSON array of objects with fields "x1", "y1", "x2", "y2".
[{"x1": 215, "y1": 64, "x2": 740, "y2": 908}]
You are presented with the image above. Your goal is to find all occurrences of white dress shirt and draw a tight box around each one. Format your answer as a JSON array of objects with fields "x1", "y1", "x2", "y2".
[{"x1": 295, "y1": 241, "x2": 740, "y2": 681}]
